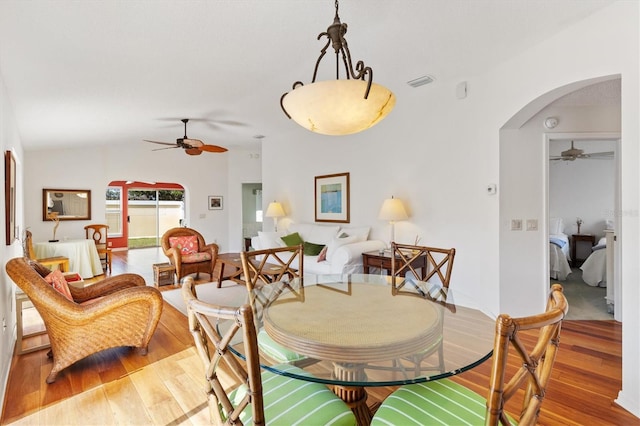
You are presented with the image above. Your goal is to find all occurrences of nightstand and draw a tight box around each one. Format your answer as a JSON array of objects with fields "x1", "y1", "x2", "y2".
[
  {"x1": 571, "y1": 234, "x2": 596, "y2": 267},
  {"x1": 362, "y1": 250, "x2": 427, "y2": 278}
]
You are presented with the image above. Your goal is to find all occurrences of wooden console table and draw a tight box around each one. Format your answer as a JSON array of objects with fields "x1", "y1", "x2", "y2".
[
  {"x1": 362, "y1": 250, "x2": 427, "y2": 278},
  {"x1": 571, "y1": 234, "x2": 596, "y2": 267}
]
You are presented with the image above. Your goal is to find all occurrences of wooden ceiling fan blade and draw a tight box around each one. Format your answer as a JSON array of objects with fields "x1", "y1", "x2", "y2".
[
  {"x1": 200, "y1": 144, "x2": 228, "y2": 153},
  {"x1": 185, "y1": 148, "x2": 203, "y2": 156},
  {"x1": 144, "y1": 139, "x2": 177, "y2": 146}
]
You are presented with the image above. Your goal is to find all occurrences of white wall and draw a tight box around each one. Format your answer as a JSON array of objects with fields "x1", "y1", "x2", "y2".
[
  {"x1": 23, "y1": 142, "x2": 239, "y2": 251},
  {"x1": 264, "y1": 2, "x2": 640, "y2": 417},
  {"x1": 0, "y1": 72, "x2": 25, "y2": 417}
]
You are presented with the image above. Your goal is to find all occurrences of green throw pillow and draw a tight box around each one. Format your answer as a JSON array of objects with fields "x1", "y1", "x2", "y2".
[
  {"x1": 303, "y1": 241, "x2": 325, "y2": 256},
  {"x1": 281, "y1": 232, "x2": 304, "y2": 246}
]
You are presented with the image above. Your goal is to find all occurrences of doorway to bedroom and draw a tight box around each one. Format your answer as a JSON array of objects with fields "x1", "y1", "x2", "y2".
[{"x1": 548, "y1": 136, "x2": 618, "y2": 320}]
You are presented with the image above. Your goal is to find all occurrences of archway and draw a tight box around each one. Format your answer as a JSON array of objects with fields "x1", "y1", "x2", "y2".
[{"x1": 498, "y1": 74, "x2": 621, "y2": 316}]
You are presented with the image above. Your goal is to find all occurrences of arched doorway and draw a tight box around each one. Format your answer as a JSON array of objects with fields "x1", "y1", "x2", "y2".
[{"x1": 499, "y1": 75, "x2": 621, "y2": 316}]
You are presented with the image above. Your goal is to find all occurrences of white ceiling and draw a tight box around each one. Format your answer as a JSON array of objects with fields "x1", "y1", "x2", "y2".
[{"x1": 0, "y1": 0, "x2": 615, "y2": 151}]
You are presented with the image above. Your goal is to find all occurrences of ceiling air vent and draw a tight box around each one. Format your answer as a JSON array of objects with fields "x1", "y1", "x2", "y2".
[{"x1": 407, "y1": 75, "x2": 435, "y2": 88}]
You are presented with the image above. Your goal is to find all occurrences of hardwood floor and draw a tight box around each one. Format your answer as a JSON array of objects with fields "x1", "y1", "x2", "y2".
[{"x1": 2, "y1": 248, "x2": 637, "y2": 425}]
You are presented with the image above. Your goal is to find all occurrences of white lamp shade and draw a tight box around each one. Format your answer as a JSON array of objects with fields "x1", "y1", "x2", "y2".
[
  {"x1": 282, "y1": 80, "x2": 396, "y2": 135},
  {"x1": 378, "y1": 198, "x2": 408, "y2": 222},
  {"x1": 265, "y1": 202, "x2": 285, "y2": 218}
]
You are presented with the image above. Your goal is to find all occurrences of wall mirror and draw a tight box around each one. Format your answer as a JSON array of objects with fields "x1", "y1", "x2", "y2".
[{"x1": 43, "y1": 189, "x2": 91, "y2": 221}]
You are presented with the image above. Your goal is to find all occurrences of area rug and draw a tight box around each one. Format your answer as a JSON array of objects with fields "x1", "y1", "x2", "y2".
[{"x1": 162, "y1": 280, "x2": 248, "y2": 316}]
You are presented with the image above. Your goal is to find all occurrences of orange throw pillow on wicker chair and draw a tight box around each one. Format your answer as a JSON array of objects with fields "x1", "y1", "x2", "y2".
[
  {"x1": 169, "y1": 236, "x2": 198, "y2": 255},
  {"x1": 44, "y1": 269, "x2": 73, "y2": 301}
]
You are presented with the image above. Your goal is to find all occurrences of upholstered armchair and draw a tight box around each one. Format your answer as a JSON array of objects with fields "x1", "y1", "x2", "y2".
[
  {"x1": 6, "y1": 257, "x2": 163, "y2": 384},
  {"x1": 161, "y1": 227, "x2": 218, "y2": 282}
]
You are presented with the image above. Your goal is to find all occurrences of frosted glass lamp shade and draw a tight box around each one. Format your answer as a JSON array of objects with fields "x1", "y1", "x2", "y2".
[{"x1": 282, "y1": 80, "x2": 396, "y2": 136}]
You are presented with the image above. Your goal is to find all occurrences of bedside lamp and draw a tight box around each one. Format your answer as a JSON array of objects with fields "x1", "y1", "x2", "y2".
[
  {"x1": 378, "y1": 196, "x2": 408, "y2": 248},
  {"x1": 265, "y1": 201, "x2": 285, "y2": 232}
]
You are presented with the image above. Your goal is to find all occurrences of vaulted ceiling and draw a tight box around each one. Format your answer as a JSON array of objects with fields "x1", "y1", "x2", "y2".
[{"x1": 0, "y1": 0, "x2": 615, "y2": 151}]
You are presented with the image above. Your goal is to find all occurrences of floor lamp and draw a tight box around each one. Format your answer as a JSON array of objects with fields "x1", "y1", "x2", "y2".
[
  {"x1": 265, "y1": 201, "x2": 285, "y2": 232},
  {"x1": 378, "y1": 196, "x2": 408, "y2": 249}
]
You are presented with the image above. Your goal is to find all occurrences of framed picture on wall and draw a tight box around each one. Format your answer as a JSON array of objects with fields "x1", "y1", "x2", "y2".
[
  {"x1": 5, "y1": 151, "x2": 16, "y2": 245},
  {"x1": 208, "y1": 195, "x2": 223, "y2": 210},
  {"x1": 315, "y1": 172, "x2": 350, "y2": 223}
]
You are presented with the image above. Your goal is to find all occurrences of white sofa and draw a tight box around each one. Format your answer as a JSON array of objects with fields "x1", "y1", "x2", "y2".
[{"x1": 250, "y1": 223, "x2": 385, "y2": 276}]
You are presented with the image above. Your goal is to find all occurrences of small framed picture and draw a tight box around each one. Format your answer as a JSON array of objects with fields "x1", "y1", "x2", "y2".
[{"x1": 208, "y1": 195, "x2": 223, "y2": 210}]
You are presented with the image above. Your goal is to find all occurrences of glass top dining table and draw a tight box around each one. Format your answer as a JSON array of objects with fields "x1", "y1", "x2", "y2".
[{"x1": 242, "y1": 273, "x2": 497, "y2": 425}]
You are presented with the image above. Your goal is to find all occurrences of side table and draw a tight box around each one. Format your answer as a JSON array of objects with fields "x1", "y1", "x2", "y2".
[
  {"x1": 571, "y1": 234, "x2": 596, "y2": 267},
  {"x1": 362, "y1": 250, "x2": 427, "y2": 278},
  {"x1": 153, "y1": 263, "x2": 176, "y2": 287},
  {"x1": 15, "y1": 292, "x2": 50, "y2": 355}
]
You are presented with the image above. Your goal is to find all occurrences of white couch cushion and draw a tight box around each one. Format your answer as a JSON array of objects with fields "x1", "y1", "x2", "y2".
[
  {"x1": 339, "y1": 226, "x2": 370, "y2": 242},
  {"x1": 258, "y1": 231, "x2": 286, "y2": 249},
  {"x1": 326, "y1": 234, "x2": 359, "y2": 261},
  {"x1": 288, "y1": 223, "x2": 340, "y2": 245}
]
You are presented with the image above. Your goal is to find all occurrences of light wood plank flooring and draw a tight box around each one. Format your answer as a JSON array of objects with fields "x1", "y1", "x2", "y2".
[{"x1": 1, "y1": 248, "x2": 638, "y2": 425}]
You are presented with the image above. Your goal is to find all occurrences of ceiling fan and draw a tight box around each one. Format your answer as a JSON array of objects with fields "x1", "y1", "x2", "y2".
[
  {"x1": 549, "y1": 141, "x2": 614, "y2": 161},
  {"x1": 143, "y1": 119, "x2": 228, "y2": 156}
]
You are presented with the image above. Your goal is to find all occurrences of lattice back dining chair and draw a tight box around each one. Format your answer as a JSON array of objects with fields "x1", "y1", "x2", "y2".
[
  {"x1": 240, "y1": 245, "x2": 304, "y2": 313},
  {"x1": 181, "y1": 276, "x2": 356, "y2": 425},
  {"x1": 239, "y1": 245, "x2": 308, "y2": 364},
  {"x1": 372, "y1": 284, "x2": 569, "y2": 426},
  {"x1": 388, "y1": 242, "x2": 457, "y2": 374},
  {"x1": 391, "y1": 242, "x2": 456, "y2": 288},
  {"x1": 84, "y1": 224, "x2": 112, "y2": 273},
  {"x1": 24, "y1": 230, "x2": 70, "y2": 273}
]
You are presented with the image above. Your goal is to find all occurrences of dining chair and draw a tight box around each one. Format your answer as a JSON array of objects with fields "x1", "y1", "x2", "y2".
[
  {"x1": 84, "y1": 224, "x2": 112, "y2": 273},
  {"x1": 240, "y1": 245, "x2": 309, "y2": 364},
  {"x1": 181, "y1": 276, "x2": 356, "y2": 425},
  {"x1": 389, "y1": 242, "x2": 457, "y2": 375},
  {"x1": 391, "y1": 242, "x2": 456, "y2": 288},
  {"x1": 372, "y1": 284, "x2": 569, "y2": 426},
  {"x1": 24, "y1": 230, "x2": 70, "y2": 272}
]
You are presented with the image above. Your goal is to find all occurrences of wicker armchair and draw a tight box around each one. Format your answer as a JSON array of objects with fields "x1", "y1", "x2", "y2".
[
  {"x1": 6, "y1": 257, "x2": 163, "y2": 384},
  {"x1": 161, "y1": 227, "x2": 218, "y2": 282}
]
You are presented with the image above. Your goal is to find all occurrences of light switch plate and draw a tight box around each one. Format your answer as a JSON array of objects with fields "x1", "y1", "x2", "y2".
[
  {"x1": 511, "y1": 219, "x2": 522, "y2": 231},
  {"x1": 526, "y1": 219, "x2": 538, "y2": 231}
]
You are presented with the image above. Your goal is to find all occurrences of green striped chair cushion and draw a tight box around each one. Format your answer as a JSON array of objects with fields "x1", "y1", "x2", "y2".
[
  {"x1": 371, "y1": 378, "x2": 517, "y2": 425},
  {"x1": 230, "y1": 364, "x2": 356, "y2": 425},
  {"x1": 258, "y1": 328, "x2": 308, "y2": 363}
]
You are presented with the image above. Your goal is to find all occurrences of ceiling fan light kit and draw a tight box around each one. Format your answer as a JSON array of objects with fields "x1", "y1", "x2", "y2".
[
  {"x1": 280, "y1": 0, "x2": 396, "y2": 136},
  {"x1": 143, "y1": 119, "x2": 228, "y2": 155}
]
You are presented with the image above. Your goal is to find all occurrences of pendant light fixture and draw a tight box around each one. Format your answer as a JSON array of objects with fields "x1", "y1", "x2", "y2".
[{"x1": 280, "y1": 0, "x2": 396, "y2": 136}]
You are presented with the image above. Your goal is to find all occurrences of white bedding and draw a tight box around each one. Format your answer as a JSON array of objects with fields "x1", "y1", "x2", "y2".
[
  {"x1": 581, "y1": 247, "x2": 606, "y2": 287},
  {"x1": 549, "y1": 233, "x2": 571, "y2": 281}
]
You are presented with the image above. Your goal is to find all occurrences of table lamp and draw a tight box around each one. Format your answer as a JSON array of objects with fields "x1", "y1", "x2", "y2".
[
  {"x1": 265, "y1": 201, "x2": 285, "y2": 231},
  {"x1": 378, "y1": 196, "x2": 408, "y2": 249}
]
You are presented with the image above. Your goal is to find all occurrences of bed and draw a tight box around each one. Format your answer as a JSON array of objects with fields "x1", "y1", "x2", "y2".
[
  {"x1": 549, "y1": 218, "x2": 572, "y2": 281},
  {"x1": 580, "y1": 237, "x2": 607, "y2": 287}
]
